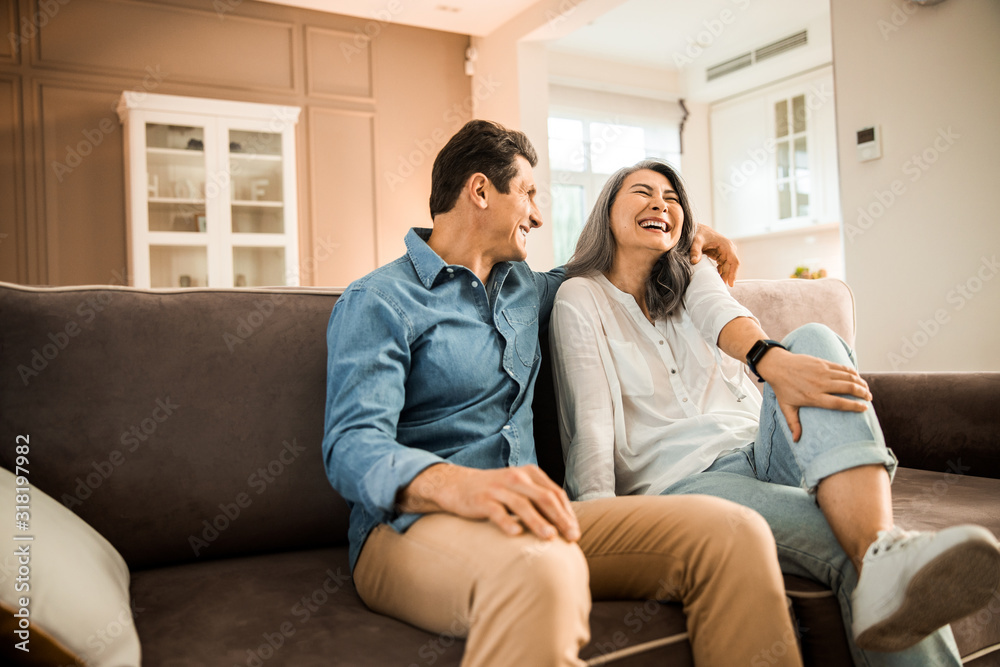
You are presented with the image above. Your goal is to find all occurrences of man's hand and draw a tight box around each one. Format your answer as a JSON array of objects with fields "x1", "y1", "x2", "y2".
[
  {"x1": 398, "y1": 463, "x2": 581, "y2": 542},
  {"x1": 756, "y1": 348, "x2": 873, "y2": 442},
  {"x1": 691, "y1": 224, "x2": 740, "y2": 286}
]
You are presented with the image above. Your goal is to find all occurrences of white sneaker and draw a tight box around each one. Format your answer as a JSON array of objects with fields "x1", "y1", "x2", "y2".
[{"x1": 852, "y1": 524, "x2": 1000, "y2": 652}]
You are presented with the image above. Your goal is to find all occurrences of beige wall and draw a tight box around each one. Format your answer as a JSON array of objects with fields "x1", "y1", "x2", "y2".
[
  {"x1": 0, "y1": 0, "x2": 471, "y2": 287},
  {"x1": 831, "y1": 0, "x2": 1000, "y2": 371},
  {"x1": 471, "y1": 0, "x2": 630, "y2": 272},
  {"x1": 734, "y1": 225, "x2": 842, "y2": 281}
]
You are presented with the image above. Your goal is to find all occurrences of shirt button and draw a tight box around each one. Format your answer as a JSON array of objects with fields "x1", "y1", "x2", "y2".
[
  {"x1": 503, "y1": 425, "x2": 511, "y2": 431},
  {"x1": 659, "y1": 340, "x2": 664, "y2": 345},
  {"x1": 446, "y1": 267, "x2": 454, "y2": 273},
  {"x1": 471, "y1": 281, "x2": 478, "y2": 288},
  {"x1": 682, "y1": 397, "x2": 688, "y2": 402}
]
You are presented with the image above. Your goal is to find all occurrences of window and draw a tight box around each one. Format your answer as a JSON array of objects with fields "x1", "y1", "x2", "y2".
[
  {"x1": 547, "y1": 96, "x2": 682, "y2": 265},
  {"x1": 775, "y1": 94, "x2": 809, "y2": 220}
]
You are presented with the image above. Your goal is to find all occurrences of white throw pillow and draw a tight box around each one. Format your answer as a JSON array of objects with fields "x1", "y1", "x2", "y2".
[{"x1": 0, "y1": 466, "x2": 141, "y2": 666}]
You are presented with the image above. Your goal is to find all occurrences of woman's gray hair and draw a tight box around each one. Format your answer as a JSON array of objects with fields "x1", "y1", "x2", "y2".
[{"x1": 565, "y1": 159, "x2": 697, "y2": 319}]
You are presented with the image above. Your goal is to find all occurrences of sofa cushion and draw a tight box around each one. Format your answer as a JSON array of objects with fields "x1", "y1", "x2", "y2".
[
  {"x1": 892, "y1": 467, "x2": 1000, "y2": 661},
  {"x1": 130, "y1": 547, "x2": 696, "y2": 666},
  {"x1": 0, "y1": 468, "x2": 141, "y2": 666}
]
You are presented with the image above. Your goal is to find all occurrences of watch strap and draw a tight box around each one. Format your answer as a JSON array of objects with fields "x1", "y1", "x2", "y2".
[{"x1": 746, "y1": 339, "x2": 787, "y2": 383}]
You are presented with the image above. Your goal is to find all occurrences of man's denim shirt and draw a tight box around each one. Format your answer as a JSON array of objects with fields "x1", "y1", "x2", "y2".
[{"x1": 323, "y1": 228, "x2": 565, "y2": 571}]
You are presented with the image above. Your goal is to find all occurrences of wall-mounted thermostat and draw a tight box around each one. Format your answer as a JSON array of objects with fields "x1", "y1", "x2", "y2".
[{"x1": 856, "y1": 125, "x2": 881, "y2": 162}]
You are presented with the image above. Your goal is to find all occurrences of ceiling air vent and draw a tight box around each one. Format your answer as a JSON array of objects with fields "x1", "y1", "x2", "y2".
[
  {"x1": 706, "y1": 52, "x2": 753, "y2": 81},
  {"x1": 705, "y1": 30, "x2": 809, "y2": 81},
  {"x1": 754, "y1": 30, "x2": 808, "y2": 62}
]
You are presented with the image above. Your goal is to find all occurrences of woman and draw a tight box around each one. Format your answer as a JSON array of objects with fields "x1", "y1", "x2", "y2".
[{"x1": 549, "y1": 159, "x2": 1000, "y2": 666}]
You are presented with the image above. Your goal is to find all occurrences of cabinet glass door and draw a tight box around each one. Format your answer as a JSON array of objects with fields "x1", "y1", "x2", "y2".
[
  {"x1": 230, "y1": 130, "x2": 284, "y2": 234},
  {"x1": 146, "y1": 123, "x2": 207, "y2": 233},
  {"x1": 230, "y1": 129, "x2": 289, "y2": 287},
  {"x1": 145, "y1": 123, "x2": 209, "y2": 287}
]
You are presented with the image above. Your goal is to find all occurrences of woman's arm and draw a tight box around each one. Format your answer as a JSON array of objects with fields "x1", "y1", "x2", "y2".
[
  {"x1": 549, "y1": 290, "x2": 618, "y2": 501},
  {"x1": 717, "y1": 317, "x2": 872, "y2": 442}
]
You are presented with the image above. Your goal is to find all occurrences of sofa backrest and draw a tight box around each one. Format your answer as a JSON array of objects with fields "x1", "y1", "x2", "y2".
[
  {"x1": 0, "y1": 283, "x2": 348, "y2": 570},
  {"x1": 0, "y1": 277, "x2": 856, "y2": 569}
]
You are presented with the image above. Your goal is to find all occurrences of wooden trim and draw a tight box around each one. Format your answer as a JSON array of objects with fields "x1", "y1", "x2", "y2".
[
  {"x1": 304, "y1": 25, "x2": 376, "y2": 105},
  {"x1": 30, "y1": 0, "x2": 298, "y2": 96},
  {"x1": 0, "y1": 72, "x2": 27, "y2": 281},
  {"x1": 0, "y1": 0, "x2": 19, "y2": 65}
]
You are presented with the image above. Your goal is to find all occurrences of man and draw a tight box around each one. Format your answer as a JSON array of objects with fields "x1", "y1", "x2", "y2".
[{"x1": 322, "y1": 120, "x2": 801, "y2": 666}]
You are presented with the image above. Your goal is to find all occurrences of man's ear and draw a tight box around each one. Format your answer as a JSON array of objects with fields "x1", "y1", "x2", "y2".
[{"x1": 467, "y1": 173, "x2": 490, "y2": 210}]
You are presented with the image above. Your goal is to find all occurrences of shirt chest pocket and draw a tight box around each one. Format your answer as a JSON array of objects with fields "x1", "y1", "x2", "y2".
[
  {"x1": 607, "y1": 339, "x2": 654, "y2": 398},
  {"x1": 502, "y1": 306, "x2": 540, "y2": 367}
]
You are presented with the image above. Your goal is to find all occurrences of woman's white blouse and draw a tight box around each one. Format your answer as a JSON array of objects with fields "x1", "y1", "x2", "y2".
[{"x1": 549, "y1": 260, "x2": 764, "y2": 501}]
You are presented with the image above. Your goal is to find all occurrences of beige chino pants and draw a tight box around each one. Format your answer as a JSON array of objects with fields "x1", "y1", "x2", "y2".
[{"x1": 354, "y1": 494, "x2": 802, "y2": 667}]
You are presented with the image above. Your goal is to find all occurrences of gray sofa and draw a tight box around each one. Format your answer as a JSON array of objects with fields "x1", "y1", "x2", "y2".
[{"x1": 1, "y1": 278, "x2": 998, "y2": 666}]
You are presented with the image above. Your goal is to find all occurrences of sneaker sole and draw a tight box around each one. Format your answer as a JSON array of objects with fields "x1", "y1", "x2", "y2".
[{"x1": 855, "y1": 528, "x2": 1000, "y2": 652}]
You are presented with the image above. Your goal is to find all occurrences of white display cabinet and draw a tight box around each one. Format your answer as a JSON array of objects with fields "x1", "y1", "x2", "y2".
[{"x1": 117, "y1": 92, "x2": 301, "y2": 288}]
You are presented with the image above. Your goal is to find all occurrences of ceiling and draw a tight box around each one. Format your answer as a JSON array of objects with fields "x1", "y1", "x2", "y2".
[
  {"x1": 261, "y1": 0, "x2": 830, "y2": 71},
  {"x1": 547, "y1": 0, "x2": 830, "y2": 71},
  {"x1": 259, "y1": 0, "x2": 542, "y2": 36}
]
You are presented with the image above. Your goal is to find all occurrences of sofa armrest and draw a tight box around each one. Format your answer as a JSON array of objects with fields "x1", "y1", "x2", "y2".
[{"x1": 864, "y1": 372, "x2": 1000, "y2": 480}]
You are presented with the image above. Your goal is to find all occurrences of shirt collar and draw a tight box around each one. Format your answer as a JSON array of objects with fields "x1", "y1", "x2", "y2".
[
  {"x1": 596, "y1": 273, "x2": 656, "y2": 324},
  {"x1": 405, "y1": 228, "x2": 449, "y2": 289},
  {"x1": 404, "y1": 227, "x2": 514, "y2": 291}
]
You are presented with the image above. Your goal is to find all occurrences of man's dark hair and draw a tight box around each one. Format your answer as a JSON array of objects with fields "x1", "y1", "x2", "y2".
[{"x1": 429, "y1": 120, "x2": 538, "y2": 218}]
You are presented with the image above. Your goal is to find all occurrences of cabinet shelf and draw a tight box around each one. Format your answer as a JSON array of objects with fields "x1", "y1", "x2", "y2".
[
  {"x1": 147, "y1": 147, "x2": 205, "y2": 157},
  {"x1": 230, "y1": 153, "x2": 281, "y2": 162},
  {"x1": 149, "y1": 197, "x2": 207, "y2": 205},
  {"x1": 232, "y1": 200, "x2": 283, "y2": 208}
]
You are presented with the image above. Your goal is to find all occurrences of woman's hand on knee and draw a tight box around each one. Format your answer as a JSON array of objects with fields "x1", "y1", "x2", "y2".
[{"x1": 758, "y1": 349, "x2": 873, "y2": 442}]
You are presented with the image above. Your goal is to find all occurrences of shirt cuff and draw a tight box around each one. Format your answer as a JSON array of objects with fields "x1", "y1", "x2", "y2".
[{"x1": 358, "y1": 447, "x2": 447, "y2": 523}]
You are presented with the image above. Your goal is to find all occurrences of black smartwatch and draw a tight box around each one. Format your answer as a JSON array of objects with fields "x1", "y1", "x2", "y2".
[{"x1": 746, "y1": 339, "x2": 787, "y2": 383}]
